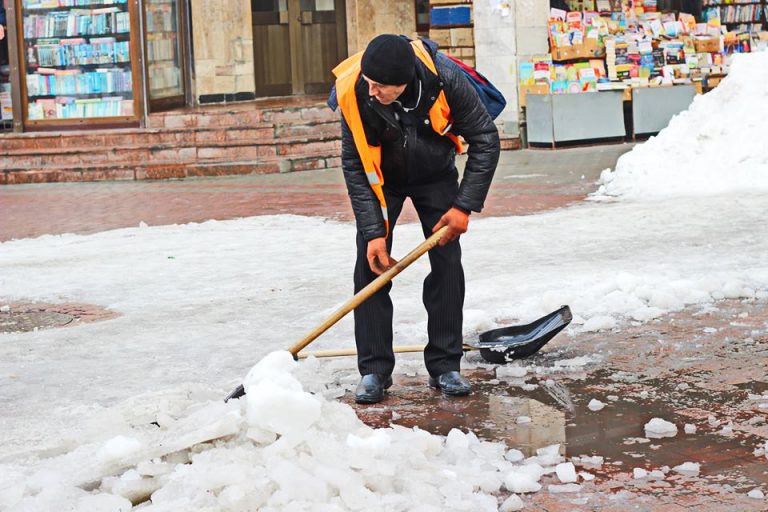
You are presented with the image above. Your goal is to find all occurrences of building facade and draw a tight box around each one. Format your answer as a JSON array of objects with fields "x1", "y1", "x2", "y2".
[{"x1": 0, "y1": 0, "x2": 545, "y2": 134}]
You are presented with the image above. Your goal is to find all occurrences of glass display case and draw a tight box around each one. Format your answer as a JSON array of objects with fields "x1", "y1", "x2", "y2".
[{"x1": 17, "y1": 0, "x2": 142, "y2": 127}]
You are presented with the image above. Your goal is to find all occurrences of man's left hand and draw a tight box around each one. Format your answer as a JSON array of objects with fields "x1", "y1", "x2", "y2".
[{"x1": 432, "y1": 207, "x2": 469, "y2": 246}]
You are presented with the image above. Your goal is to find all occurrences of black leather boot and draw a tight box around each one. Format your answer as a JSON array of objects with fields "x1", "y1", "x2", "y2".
[
  {"x1": 355, "y1": 374, "x2": 393, "y2": 404},
  {"x1": 428, "y1": 371, "x2": 471, "y2": 396}
]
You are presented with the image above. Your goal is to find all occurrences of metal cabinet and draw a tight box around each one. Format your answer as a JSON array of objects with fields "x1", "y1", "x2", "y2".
[
  {"x1": 632, "y1": 85, "x2": 696, "y2": 136},
  {"x1": 527, "y1": 91, "x2": 626, "y2": 146}
]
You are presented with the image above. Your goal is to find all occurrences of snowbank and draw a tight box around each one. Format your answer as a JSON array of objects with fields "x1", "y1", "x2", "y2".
[
  {"x1": 595, "y1": 51, "x2": 768, "y2": 200},
  {"x1": 1, "y1": 351, "x2": 562, "y2": 512}
]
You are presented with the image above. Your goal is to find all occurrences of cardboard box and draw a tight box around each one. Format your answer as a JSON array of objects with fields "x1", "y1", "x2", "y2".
[
  {"x1": 443, "y1": 46, "x2": 462, "y2": 58},
  {"x1": 450, "y1": 27, "x2": 474, "y2": 47},
  {"x1": 519, "y1": 84, "x2": 550, "y2": 107},
  {"x1": 431, "y1": 5, "x2": 472, "y2": 26},
  {"x1": 428, "y1": 28, "x2": 452, "y2": 47},
  {"x1": 693, "y1": 38, "x2": 721, "y2": 53},
  {"x1": 551, "y1": 38, "x2": 605, "y2": 61}
]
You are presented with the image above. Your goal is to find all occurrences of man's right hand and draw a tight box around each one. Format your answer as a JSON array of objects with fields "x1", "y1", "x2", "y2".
[{"x1": 367, "y1": 237, "x2": 398, "y2": 275}]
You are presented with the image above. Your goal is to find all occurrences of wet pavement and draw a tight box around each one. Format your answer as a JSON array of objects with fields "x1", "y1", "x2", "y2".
[
  {"x1": 0, "y1": 144, "x2": 631, "y2": 241},
  {"x1": 343, "y1": 299, "x2": 768, "y2": 510},
  {"x1": 3, "y1": 143, "x2": 767, "y2": 509},
  {"x1": 0, "y1": 302, "x2": 119, "y2": 333}
]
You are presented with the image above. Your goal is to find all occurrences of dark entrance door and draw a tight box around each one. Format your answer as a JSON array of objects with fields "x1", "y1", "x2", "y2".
[{"x1": 252, "y1": 0, "x2": 346, "y2": 96}]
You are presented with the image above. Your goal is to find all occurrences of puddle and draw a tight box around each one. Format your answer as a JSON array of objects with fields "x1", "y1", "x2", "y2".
[{"x1": 345, "y1": 367, "x2": 767, "y2": 490}]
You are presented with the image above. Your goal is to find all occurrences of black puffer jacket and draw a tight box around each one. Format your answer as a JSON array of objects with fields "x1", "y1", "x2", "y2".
[{"x1": 338, "y1": 40, "x2": 500, "y2": 241}]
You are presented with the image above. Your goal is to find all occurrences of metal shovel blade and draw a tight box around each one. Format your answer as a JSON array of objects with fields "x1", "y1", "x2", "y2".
[
  {"x1": 473, "y1": 305, "x2": 572, "y2": 364},
  {"x1": 225, "y1": 384, "x2": 245, "y2": 402}
]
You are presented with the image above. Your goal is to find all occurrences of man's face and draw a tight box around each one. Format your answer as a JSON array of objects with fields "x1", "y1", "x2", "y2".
[{"x1": 363, "y1": 75, "x2": 406, "y2": 105}]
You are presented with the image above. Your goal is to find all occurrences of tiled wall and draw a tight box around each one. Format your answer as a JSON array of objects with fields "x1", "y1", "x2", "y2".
[
  {"x1": 346, "y1": 0, "x2": 417, "y2": 54},
  {"x1": 190, "y1": 0, "x2": 256, "y2": 100},
  {"x1": 475, "y1": 0, "x2": 548, "y2": 132}
]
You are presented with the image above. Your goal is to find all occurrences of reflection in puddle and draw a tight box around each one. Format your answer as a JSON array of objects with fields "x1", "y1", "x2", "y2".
[
  {"x1": 486, "y1": 395, "x2": 565, "y2": 457},
  {"x1": 346, "y1": 368, "x2": 766, "y2": 489}
]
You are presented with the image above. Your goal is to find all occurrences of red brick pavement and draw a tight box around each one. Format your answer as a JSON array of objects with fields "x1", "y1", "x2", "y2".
[
  {"x1": 0, "y1": 179, "x2": 590, "y2": 242},
  {"x1": 1, "y1": 145, "x2": 633, "y2": 241}
]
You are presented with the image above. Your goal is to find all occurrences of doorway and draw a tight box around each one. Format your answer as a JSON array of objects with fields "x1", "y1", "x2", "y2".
[{"x1": 251, "y1": 0, "x2": 347, "y2": 97}]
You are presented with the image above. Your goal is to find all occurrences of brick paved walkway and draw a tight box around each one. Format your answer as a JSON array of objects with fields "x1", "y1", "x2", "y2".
[{"x1": 0, "y1": 144, "x2": 632, "y2": 241}]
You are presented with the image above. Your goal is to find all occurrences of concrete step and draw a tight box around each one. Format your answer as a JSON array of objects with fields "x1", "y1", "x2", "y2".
[
  {"x1": 0, "y1": 119, "x2": 340, "y2": 153},
  {"x1": 0, "y1": 136, "x2": 341, "y2": 171},
  {"x1": 1, "y1": 153, "x2": 343, "y2": 185},
  {"x1": 0, "y1": 128, "x2": 341, "y2": 167}
]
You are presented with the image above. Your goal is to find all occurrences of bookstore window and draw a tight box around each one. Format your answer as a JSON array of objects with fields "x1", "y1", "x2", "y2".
[{"x1": 18, "y1": 0, "x2": 141, "y2": 127}]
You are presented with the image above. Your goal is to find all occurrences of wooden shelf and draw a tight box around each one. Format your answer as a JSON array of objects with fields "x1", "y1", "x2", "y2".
[
  {"x1": 22, "y1": 2, "x2": 129, "y2": 12},
  {"x1": 24, "y1": 32, "x2": 131, "y2": 42}
]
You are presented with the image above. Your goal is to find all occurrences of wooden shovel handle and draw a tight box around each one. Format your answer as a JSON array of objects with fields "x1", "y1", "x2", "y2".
[
  {"x1": 287, "y1": 225, "x2": 449, "y2": 357},
  {"x1": 297, "y1": 343, "x2": 476, "y2": 359}
]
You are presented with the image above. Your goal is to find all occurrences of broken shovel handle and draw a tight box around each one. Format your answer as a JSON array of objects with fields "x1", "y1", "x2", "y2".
[{"x1": 287, "y1": 225, "x2": 450, "y2": 357}]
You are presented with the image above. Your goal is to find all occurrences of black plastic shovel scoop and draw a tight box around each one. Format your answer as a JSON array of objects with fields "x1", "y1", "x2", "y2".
[{"x1": 473, "y1": 305, "x2": 572, "y2": 364}]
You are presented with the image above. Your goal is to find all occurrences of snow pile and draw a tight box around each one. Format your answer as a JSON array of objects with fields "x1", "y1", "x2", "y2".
[
  {"x1": 596, "y1": 51, "x2": 768, "y2": 200},
  {"x1": 672, "y1": 462, "x2": 701, "y2": 477},
  {"x1": 644, "y1": 418, "x2": 678, "y2": 439},
  {"x1": 1, "y1": 352, "x2": 583, "y2": 512}
]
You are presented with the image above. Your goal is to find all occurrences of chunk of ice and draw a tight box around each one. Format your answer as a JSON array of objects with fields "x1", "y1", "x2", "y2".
[
  {"x1": 644, "y1": 418, "x2": 678, "y2": 438},
  {"x1": 499, "y1": 494, "x2": 525, "y2": 511},
  {"x1": 97, "y1": 436, "x2": 143, "y2": 463},
  {"x1": 747, "y1": 489, "x2": 765, "y2": 499},
  {"x1": 556, "y1": 462, "x2": 578, "y2": 483},
  {"x1": 503, "y1": 472, "x2": 542, "y2": 493},
  {"x1": 588, "y1": 399, "x2": 605, "y2": 411},
  {"x1": 574, "y1": 455, "x2": 604, "y2": 467},
  {"x1": 673, "y1": 462, "x2": 700, "y2": 476},
  {"x1": 684, "y1": 424, "x2": 697, "y2": 435},
  {"x1": 633, "y1": 468, "x2": 648, "y2": 479}
]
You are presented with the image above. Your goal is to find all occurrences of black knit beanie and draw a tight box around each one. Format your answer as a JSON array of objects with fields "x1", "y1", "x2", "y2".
[{"x1": 361, "y1": 34, "x2": 416, "y2": 85}]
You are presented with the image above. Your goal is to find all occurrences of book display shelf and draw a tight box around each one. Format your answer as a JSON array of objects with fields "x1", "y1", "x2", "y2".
[
  {"x1": 16, "y1": 0, "x2": 142, "y2": 128},
  {"x1": 702, "y1": 1, "x2": 768, "y2": 33},
  {"x1": 143, "y1": 0, "x2": 185, "y2": 110}
]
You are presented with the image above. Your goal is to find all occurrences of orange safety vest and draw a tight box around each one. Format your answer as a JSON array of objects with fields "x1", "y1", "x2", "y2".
[{"x1": 332, "y1": 39, "x2": 462, "y2": 235}]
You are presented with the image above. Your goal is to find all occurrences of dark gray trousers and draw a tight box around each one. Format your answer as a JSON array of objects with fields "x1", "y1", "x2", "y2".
[{"x1": 353, "y1": 177, "x2": 465, "y2": 378}]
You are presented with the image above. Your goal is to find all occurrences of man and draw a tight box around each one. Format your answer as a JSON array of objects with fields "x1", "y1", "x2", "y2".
[{"x1": 330, "y1": 34, "x2": 500, "y2": 404}]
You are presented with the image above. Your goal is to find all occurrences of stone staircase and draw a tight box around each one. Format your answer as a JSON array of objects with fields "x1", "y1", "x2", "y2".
[
  {"x1": 0, "y1": 94, "x2": 520, "y2": 185},
  {"x1": 0, "y1": 95, "x2": 342, "y2": 185}
]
